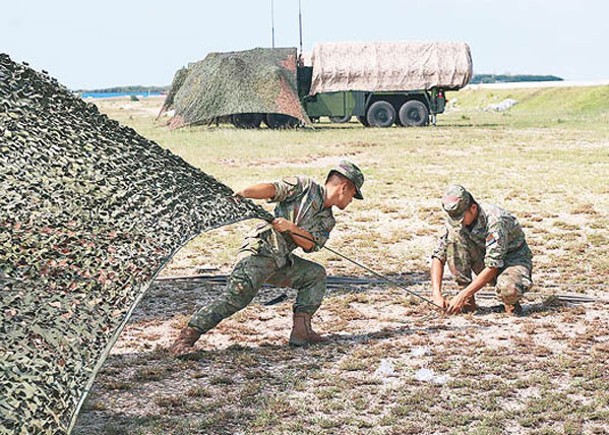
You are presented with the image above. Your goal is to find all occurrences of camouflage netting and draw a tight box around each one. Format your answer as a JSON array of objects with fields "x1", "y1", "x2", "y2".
[
  {"x1": 309, "y1": 41, "x2": 473, "y2": 95},
  {"x1": 159, "y1": 47, "x2": 309, "y2": 129},
  {"x1": 157, "y1": 65, "x2": 189, "y2": 119},
  {"x1": 0, "y1": 53, "x2": 272, "y2": 434}
]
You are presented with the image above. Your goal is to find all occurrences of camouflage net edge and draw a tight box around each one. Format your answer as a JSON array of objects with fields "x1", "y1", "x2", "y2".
[{"x1": 0, "y1": 53, "x2": 272, "y2": 434}]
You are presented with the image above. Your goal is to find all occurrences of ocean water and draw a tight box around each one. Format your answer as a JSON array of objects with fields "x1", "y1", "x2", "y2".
[{"x1": 78, "y1": 91, "x2": 163, "y2": 99}]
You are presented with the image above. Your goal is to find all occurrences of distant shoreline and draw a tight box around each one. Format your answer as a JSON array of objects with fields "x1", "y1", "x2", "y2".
[
  {"x1": 78, "y1": 91, "x2": 164, "y2": 99},
  {"x1": 466, "y1": 79, "x2": 609, "y2": 90}
]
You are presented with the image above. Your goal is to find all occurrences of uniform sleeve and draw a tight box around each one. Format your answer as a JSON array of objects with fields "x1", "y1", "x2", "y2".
[
  {"x1": 484, "y1": 217, "x2": 509, "y2": 269},
  {"x1": 300, "y1": 214, "x2": 335, "y2": 252},
  {"x1": 269, "y1": 176, "x2": 305, "y2": 203},
  {"x1": 431, "y1": 226, "x2": 449, "y2": 263}
]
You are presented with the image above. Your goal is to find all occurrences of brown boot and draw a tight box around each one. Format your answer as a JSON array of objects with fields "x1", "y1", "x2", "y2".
[
  {"x1": 169, "y1": 326, "x2": 202, "y2": 356},
  {"x1": 289, "y1": 312, "x2": 328, "y2": 347},
  {"x1": 504, "y1": 302, "x2": 523, "y2": 316},
  {"x1": 462, "y1": 295, "x2": 477, "y2": 313}
]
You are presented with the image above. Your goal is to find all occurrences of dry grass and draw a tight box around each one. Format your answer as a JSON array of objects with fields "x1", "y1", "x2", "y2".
[{"x1": 73, "y1": 88, "x2": 609, "y2": 434}]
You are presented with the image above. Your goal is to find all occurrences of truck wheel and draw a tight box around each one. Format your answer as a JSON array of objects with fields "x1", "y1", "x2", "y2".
[
  {"x1": 357, "y1": 116, "x2": 370, "y2": 127},
  {"x1": 398, "y1": 100, "x2": 429, "y2": 127},
  {"x1": 231, "y1": 113, "x2": 264, "y2": 129},
  {"x1": 264, "y1": 113, "x2": 299, "y2": 129},
  {"x1": 329, "y1": 115, "x2": 352, "y2": 124},
  {"x1": 366, "y1": 101, "x2": 396, "y2": 128}
]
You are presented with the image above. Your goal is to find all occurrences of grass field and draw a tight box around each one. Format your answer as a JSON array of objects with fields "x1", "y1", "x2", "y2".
[{"x1": 73, "y1": 86, "x2": 609, "y2": 434}]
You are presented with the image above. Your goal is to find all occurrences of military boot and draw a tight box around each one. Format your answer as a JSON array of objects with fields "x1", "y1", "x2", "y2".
[
  {"x1": 289, "y1": 312, "x2": 328, "y2": 347},
  {"x1": 504, "y1": 302, "x2": 523, "y2": 316},
  {"x1": 462, "y1": 295, "x2": 477, "y2": 313},
  {"x1": 169, "y1": 326, "x2": 202, "y2": 356}
]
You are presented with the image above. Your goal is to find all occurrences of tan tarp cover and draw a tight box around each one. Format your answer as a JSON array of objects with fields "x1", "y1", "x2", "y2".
[{"x1": 309, "y1": 41, "x2": 473, "y2": 95}]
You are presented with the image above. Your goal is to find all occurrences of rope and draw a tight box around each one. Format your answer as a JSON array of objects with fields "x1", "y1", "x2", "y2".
[
  {"x1": 250, "y1": 210, "x2": 443, "y2": 310},
  {"x1": 286, "y1": 231, "x2": 444, "y2": 311}
]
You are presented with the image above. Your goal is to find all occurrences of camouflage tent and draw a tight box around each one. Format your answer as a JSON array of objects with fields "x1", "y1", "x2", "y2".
[
  {"x1": 0, "y1": 54, "x2": 272, "y2": 434},
  {"x1": 160, "y1": 47, "x2": 309, "y2": 129}
]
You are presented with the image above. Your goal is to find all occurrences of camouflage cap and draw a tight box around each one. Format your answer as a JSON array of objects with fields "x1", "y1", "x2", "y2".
[
  {"x1": 442, "y1": 184, "x2": 474, "y2": 222},
  {"x1": 329, "y1": 160, "x2": 364, "y2": 200}
]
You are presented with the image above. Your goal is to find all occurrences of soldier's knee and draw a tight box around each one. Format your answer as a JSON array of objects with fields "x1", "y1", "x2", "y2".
[
  {"x1": 225, "y1": 279, "x2": 256, "y2": 310},
  {"x1": 311, "y1": 263, "x2": 327, "y2": 282},
  {"x1": 300, "y1": 262, "x2": 326, "y2": 285},
  {"x1": 495, "y1": 279, "x2": 520, "y2": 305}
]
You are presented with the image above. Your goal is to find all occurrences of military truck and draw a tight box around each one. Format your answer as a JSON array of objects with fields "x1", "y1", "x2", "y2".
[
  {"x1": 160, "y1": 41, "x2": 472, "y2": 129},
  {"x1": 298, "y1": 41, "x2": 472, "y2": 127}
]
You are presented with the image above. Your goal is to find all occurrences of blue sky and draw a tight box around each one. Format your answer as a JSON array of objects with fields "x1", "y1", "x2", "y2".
[{"x1": 2, "y1": 0, "x2": 608, "y2": 89}]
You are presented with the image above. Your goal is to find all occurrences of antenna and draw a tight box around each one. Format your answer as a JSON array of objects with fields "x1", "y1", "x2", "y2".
[
  {"x1": 271, "y1": 0, "x2": 275, "y2": 48},
  {"x1": 298, "y1": 0, "x2": 303, "y2": 56}
]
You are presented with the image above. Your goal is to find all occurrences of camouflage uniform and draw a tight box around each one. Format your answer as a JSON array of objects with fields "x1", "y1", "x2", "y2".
[
  {"x1": 432, "y1": 186, "x2": 533, "y2": 305},
  {"x1": 189, "y1": 176, "x2": 336, "y2": 333}
]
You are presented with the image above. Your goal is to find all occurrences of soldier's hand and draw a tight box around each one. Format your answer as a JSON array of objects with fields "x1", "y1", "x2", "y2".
[
  {"x1": 229, "y1": 191, "x2": 244, "y2": 204},
  {"x1": 432, "y1": 294, "x2": 448, "y2": 310},
  {"x1": 446, "y1": 293, "x2": 467, "y2": 315},
  {"x1": 271, "y1": 218, "x2": 294, "y2": 233}
]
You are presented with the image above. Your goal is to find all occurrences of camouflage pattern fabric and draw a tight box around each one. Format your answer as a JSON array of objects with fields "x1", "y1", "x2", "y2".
[
  {"x1": 159, "y1": 47, "x2": 309, "y2": 129},
  {"x1": 328, "y1": 160, "x2": 364, "y2": 200},
  {"x1": 240, "y1": 176, "x2": 335, "y2": 268},
  {"x1": 156, "y1": 66, "x2": 189, "y2": 120},
  {"x1": 189, "y1": 252, "x2": 327, "y2": 332},
  {"x1": 190, "y1": 176, "x2": 334, "y2": 332},
  {"x1": 0, "y1": 54, "x2": 272, "y2": 434},
  {"x1": 432, "y1": 202, "x2": 533, "y2": 303}
]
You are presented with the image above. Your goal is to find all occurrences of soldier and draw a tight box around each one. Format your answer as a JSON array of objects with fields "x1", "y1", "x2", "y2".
[
  {"x1": 170, "y1": 160, "x2": 364, "y2": 355},
  {"x1": 430, "y1": 185, "x2": 533, "y2": 315}
]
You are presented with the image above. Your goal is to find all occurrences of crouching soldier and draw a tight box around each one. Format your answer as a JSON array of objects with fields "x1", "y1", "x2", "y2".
[
  {"x1": 430, "y1": 185, "x2": 533, "y2": 315},
  {"x1": 170, "y1": 161, "x2": 365, "y2": 355}
]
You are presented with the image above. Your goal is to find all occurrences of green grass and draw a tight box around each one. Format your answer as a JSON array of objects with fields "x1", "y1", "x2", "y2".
[{"x1": 132, "y1": 95, "x2": 609, "y2": 284}]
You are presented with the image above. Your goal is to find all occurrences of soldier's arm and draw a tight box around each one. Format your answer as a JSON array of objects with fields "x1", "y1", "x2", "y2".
[
  {"x1": 235, "y1": 183, "x2": 277, "y2": 200},
  {"x1": 446, "y1": 267, "x2": 499, "y2": 314},
  {"x1": 300, "y1": 215, "x2": 334, "y2": 253},
  {"x1": 271, "y1": 218, "x2": 316, "y2": 251},
  {"x1": 430, "y1": 257, "x2": 447, "y2": 309},
  {"x1": 430, "y1": 227, "x2": 449, "y2": 308}
]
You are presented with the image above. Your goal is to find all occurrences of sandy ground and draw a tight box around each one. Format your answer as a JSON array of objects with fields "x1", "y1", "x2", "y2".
[{"x1": 72, "y1": 268, "x2": 609, "y2": 434}]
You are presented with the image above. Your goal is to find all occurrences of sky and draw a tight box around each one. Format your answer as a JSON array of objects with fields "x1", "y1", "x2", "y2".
[{"x1": 2, "y1": 0, "x2": 608, "y2": 90}]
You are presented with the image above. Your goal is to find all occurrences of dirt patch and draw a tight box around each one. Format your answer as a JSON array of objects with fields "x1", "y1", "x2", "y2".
[{"x1": 73, "y1": 277, "x2": 609, "y2": 434}]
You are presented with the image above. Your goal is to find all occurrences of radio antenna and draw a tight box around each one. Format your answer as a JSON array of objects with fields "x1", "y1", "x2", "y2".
[
  {"x1": 271, "y1": 0, "x2": 276, "y2": 48},
  {"x1": 298, "y1": 0, "x2": 303, "y2": 56}
]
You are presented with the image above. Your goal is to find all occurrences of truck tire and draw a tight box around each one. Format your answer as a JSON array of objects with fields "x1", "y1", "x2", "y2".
[
  {"x1": 329, "y1": 115, "x2": 352, "y2": 124},
  {"x1": 357, "y1": 116, "x2": 370, "y2": 127},
  {"x1": 264, "y1": 113, "x2": 299, "y2": 129},
  {"x1": 231, "y1": 113, "x2": 264, "y2": 129},
  {"x1": 366, "y1": 101, "x2": 396, "y2": 128},
  {"x1": 398, "y1": 100, "x2": 429, "y2": 127}
]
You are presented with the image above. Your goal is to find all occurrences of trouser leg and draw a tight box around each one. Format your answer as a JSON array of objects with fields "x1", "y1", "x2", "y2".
[
  {"x1": 495, "y1": 264, "x2": 533, "y2": 305},
  {"x1": 266, "y1": 255, "x2": 327, "y2": 315},
  {"x1": 188, "y1": 254, "x2": 277, "y2": 333},
  {"x1": 446, "y1": 233, "x2": 485, "y2": 287}
]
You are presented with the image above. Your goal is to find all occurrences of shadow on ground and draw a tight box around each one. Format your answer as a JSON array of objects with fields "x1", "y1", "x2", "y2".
[{"x1": 131, "y1": 271, "x2": 430, "y2": 323}]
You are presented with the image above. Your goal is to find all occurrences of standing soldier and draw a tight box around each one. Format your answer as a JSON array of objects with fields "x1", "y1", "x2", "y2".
[
  {"x1": 430, "y1": 185, "x2": 533, "y2": 315},
  {"x1": 170, "y1": 161, "x2": 364, "y2": 355}
]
